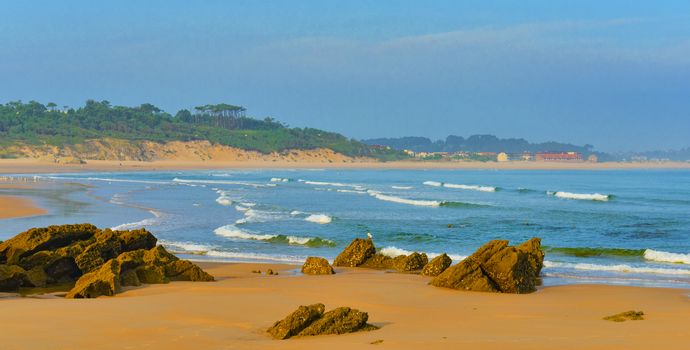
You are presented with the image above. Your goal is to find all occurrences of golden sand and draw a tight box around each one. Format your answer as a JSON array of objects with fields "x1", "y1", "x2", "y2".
[{"x1": 1, "y1": 262, "x2": 688, "y2": 350}]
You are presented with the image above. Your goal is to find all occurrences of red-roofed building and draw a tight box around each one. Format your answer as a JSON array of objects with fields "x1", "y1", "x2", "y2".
[{"x1": 535, "y1": 152, "x2": 583, "y2": 162}]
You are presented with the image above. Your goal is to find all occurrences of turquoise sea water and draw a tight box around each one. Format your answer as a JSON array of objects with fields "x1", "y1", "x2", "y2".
[{"x1": 2, "y1": 169, "x2": 689, "y2": 288}]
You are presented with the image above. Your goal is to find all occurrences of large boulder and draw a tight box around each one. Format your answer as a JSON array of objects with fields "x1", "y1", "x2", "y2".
[
  {"x1": 268, "y1": 304, "x2": 378, "y2": 340},
  {"x1": 0, "y1": 264, "x2": 27, "y2": 292},
  {"x1": 421, "y1": 253, "x2": 452, "y2": 277},
  {"x1": 392, "y1": 252, "x2": 428, "y2": 272},
  {"x1": 430, "y1": 238, "x2": 544, "y2": 294},
  {"x1": 0, "y1": 224, "x2": 98, "y2": 265},
  {"x1": 358, "y1": 254, "x2": 393, "y2": 269},
  {"x1": 0, "y1": 224, "x2": 214, "y2": 296},
  {"x1": 333, "y1": 238, "x2": 376, "y2": 267},
  {"x1": 267, "y1": 303, "x2": 326, "y2": 340},
  {"x1": 298, "y1": 307, "x2": 378, "y2": 336},
  {"x1": 301, "y1": 257, "x2": 335, "y2": 275},
  {"x1": 66, "y1": 259, "x2": 121, "y2": 298}
]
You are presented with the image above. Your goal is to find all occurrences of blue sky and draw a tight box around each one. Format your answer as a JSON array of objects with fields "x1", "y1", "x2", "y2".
[{"x1": 2, "y1": 1, "x2": 689, "y2": 151}]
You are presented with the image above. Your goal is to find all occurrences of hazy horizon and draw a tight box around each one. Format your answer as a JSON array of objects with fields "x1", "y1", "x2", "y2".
[{"x1": 2, "y1": 1, "x2": 689, "y2": 152}]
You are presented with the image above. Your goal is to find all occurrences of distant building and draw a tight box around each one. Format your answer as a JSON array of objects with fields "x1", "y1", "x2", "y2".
[
  {"x1": 535, "y1": 152, "x2": 583, "y2": 162},
  {"x1": 403, "y1": 149, "x2": 415, "y2": 157},
  {"x1": 588, "y1": 154, "x2": 598, "y2": 163},
  {"x1": 520, "y1": 152, "x2": 534, "y2": 161},
  {"x1": 497, "y1": 152, "x2": 509, "y2": 162}
]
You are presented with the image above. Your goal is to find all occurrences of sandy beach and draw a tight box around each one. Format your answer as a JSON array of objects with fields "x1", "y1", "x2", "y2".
[
  {"x1": 0, "y1": 194, "x2": 46, "y2": 219},
  {"x1": 0, "y1": 158, "x2": 689, "y2": 174},
  {"x1": 0, "y1": 262, "x2": 688, "y2": 350}
]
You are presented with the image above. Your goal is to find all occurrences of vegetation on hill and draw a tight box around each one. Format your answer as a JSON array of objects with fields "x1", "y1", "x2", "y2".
[{"x1": 0, "y1": 100, "x2": 406, "y2": 160}]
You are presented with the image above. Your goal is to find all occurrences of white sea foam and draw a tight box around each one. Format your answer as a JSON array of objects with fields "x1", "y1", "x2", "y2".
[
  {"x1": 172, "y1": 178, "x2": 271, "y2": 188},
  {"x1": 547, "y1": 191, "x2": 611, "y2": 201},
  {"x1": 379, "y1": 246, "x2": 467, "y2": 262},
  {"x1": 443, "y1": 183, "x2": 496, "y2": 192},
  {"x1": 270, "y1": 177, "x2": 289, "y2": 182},
  {"x1": 391, "y1": 186, "x2": 413, "y2": 190},
  {"x1": 644, "y1": 249, "x2": 690, "y2": 265},
  {"x1": 290, "y1": 210, "x2": 304, "y2": 216},
  {"x1": 240, "y1": 202, "x2": 256, "y2": 207},
  {"x1": 235, "y1": 205, "x2": 250, "y2": 212},
  {"x1": 543, "y1": 261, "x2": 690, "y2": 276},
  {"x1": 111, "y1": 210, "x2": 162, "y2": 231},
  {"x1": 158, "y1": 240, "x2": 215, "y2": 254},
  {"x1": 423, "y1": 181, "x2": 443, "y2": 187},
  {"x1": 47, "y1": 176, "x2": 170, "y2": 185},
  {"x1": 215, "y1": 196, "x2": 233, "y2": 206},
  {"x1": 204, "y1": 250, "x2": 306, "y2": 264},
  {"x1": 336, "y1": 189, "x2": 367, "y2": 194},
  {"x1": 305, "y1": 214, "x2": 332, "y2": 224},
  {"x1": 367, "y1": 190, "x2": 441, "y2": 207},
  {"x1": 213, "y1": 224, "x2": 333, "y2": 246},
  {"x1": 235, "y1": 208, "x2": 284, "y2": 225},
  {"x1": 301, "y1": 180, "x2": 366, "y2": 191}
]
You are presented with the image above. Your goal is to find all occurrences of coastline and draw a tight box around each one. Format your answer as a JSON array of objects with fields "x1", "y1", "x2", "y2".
[
  {"x1": 2, "y1": 262, "x2": 688, "y2": 349},
  {"x1": 1, "y1": 158, "x2": 689, "y2": 174}
]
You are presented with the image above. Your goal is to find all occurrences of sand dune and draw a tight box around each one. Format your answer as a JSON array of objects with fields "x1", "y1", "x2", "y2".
[{"x1": 1, "y1": 262, "x2": 688, "y2": 349}]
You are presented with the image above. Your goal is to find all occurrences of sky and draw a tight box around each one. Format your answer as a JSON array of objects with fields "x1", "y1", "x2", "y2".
[{"x1": 1, "y1": 1, "x2": 689, "y2": 152}]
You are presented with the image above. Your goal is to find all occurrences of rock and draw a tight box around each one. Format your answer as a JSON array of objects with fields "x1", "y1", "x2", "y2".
[
  {"x1": 603, "y1": 310, "x2": 644, "y2": 322},
  {"x1": 0, "y1": 224, "x2": 214, "y2": 297},
  {"x1": 392, "y1": 252, "x2": 428, "y2": 272},
  {"x1": 135, "y1": 265, "x2": 168, "y2": 284},
  {"x1": 333, "y1": 238, "x2": 376, "y2": 267},
  {"x1": 431, "y1": 238, "x2": 543, "y2": 293},
  {"x1": 518, "y1": 238, "x2": 544, "y2": 275},
  {"x1": 66, "y1": 259, "x2": 121, "y2": 298},
  {"x1": 267, "y1": 303, "x2": 326, "y2": 340},
  {"x1": 0, "y1": 264, "x2": 27, "y2": 292},
  {"x1": 267, "y1": 269, "x2": 275, "y2": 275},
  {"x1": 358, "y1": 254, "x2": 393, "y2": 269},
  {"x1": 421, "y1": 253, "x2": 452, "y2": 277},
  {"x1": 298, "y1": 307, "x2": 378, "y2": 336},
  {"x1": 0, "y1": 224, "x2": 98, "y2": 265},
  {"x1": 118, "y1": 229, "x2": 157, "y2": 251},
  {"x1": 301, "y1": 257, "x2": 335, "y2": 275},
  {"x1": 164, "y1": 260, "x2": 214, "y2": 281}
]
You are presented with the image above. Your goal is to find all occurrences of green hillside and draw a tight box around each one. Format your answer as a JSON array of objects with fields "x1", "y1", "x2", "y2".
[{"x1": 0, "y1": 100, "x2": 405, "y2": 160}]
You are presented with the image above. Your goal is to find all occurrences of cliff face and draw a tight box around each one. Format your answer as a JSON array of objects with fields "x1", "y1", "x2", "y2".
[{"x1": 3, "y1": 138, "x2": 369, "y2": 164}]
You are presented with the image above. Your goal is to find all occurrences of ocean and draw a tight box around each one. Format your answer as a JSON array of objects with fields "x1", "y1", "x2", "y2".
[{"x1": 2, "y1": 169, "x2": 689, "y2": 288}]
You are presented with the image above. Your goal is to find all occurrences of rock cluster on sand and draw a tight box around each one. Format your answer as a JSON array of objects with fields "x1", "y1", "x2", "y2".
[
  {"x1": 430, "y1": 238, "x2": 544, "y2": 294},
  {"x1": 0, "y1": 224, "x2": 213, "y2": 297},
  {"x1": 267, "y1": 303, "x2": 378, "y2": 339},
  {"x1": 333, "y1": 237, "x2": 445, "y2": 273},
  {"x1": 301, "y1": 257, "x2": 335, "y2": 275}
]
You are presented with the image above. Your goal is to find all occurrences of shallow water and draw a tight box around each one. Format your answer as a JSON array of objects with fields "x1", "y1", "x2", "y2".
[{"x1": 2, "y1": 169, "x2": 689, "y2": 288}]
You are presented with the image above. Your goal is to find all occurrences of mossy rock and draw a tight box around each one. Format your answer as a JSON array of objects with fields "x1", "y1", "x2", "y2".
[
  {"x1": 421, "y1": 253, "x2": 452, "y2": 277},
  {"x1": 0, "y1": 224, "x2": 98, "y2": 265},
  {"x1": 298, "y1": 307, "x2": 377, "y2": 336},
  {"x1": 66, "y1": 259, "x2": 121, "y2": 298},
  {"x1": 0, "y1": 264, "x2": 27, "y2": 292},
  {"x1": 23, "y1": 267, "x2": 48, "y2": 288},
  {"x1": 118, "y1": 229, "x2": 157, "y2": 252},
  {"x1": 392, "y1": 252, "x2": 428, "y2": 272},
  {"x1": 120, "y1": 269, "x2": 141, "y2": 287},
  {"x1": 333, "y1": 238, "x2": 376, "y2": 267},
  {"x1": 359, "y1": 254, "x2": 393, "y2": 269},
  {"x1": 164, "y1": 260, "x2": 214, "y2": 281},
  {"x1": 268, "y1": 303, "x2": 325, "y2": 340},
  {"x1": 301, "y1": 257, "x2": 335, "y2": 275},
  {"x1": 603, "y1": 310, "x2": 645, "y2": 322}
]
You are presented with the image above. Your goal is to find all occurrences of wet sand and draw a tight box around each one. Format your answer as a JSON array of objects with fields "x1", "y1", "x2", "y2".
[
  {"x1": 1, "y1": 262, "x2": 688, "y2": 350},
  {"x1": 0, "y1": 194, "x2": 46, "y2": 219}
]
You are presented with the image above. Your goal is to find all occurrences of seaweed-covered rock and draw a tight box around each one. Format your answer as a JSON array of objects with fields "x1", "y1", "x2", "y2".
[
  {"x1": 301, "y1": 257, "x2": 335, "y2": 275},
  {"x1": 298, "y1": 307, "x2": 378, "y2": 336},
  {"x1": 333, "y1": 238, "x2": 376, "y2": 267},
  {"x1": 268, "y1": 303, "x2": 326, "y2": 340},
  {"x1": 0, "y1": 264, "x2": 27, "y2": 292},
  {"x1": 0, "y1": 224, "x2": 98, "y2": 265},
  {"x1": 430, "y1": 238, "x2": 544, "y2": 294},
  {"x1": 164, "y1": 260, "x2": 214, "y2": 281},
  {"x1": 392, "y1": 252, "x2": 428, "y2": 272},
  {"x1": 358, "y1": 254, "x2": 393, "y2": 269},
  {"x1": 66, "y1": 259, "x2": 121, "y2": 298},
  {"x1": 421, "y1": 253, "x2": 452, "y2": 277},
  {"x1": 0, "y1": 224, "x2": 214, "y2": 297}
]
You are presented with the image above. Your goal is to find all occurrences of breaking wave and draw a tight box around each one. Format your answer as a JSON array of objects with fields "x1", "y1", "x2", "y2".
[
  {"x1": 213, "y1": 225, "x2": 335, "y2": 247},
  {"x1": 111, "y1": 210, "x2": 162, "y2": 230},
  {"x1": 270, "y1": 177, "x2": 289, "y2": 182},
  {"x1": 544, "y1": 261, "x2": 690, "y2": 276},
  {"x1": 391, "y1": 186, "x2": 413, "y2": 190},
  {"x1": 644, "y1": 249, "x2": 690, "y2": 264},
  {"x1": 300, "y1": 179, "x2": 366, "y2": 191},
  {"x1": 545, "y1": 247, "x2": 645, "y2": 258},
  {"x1": 367, "y1": 190, "x2": 484, "y2": 208},
  {"x1": 378, "y1": 246, "x2": 467, "y2": 262},
  {"x1": 424, "y1": 181, "x2": 497, "y2": 192},
  {"x1": 304, "y1": 214, "x2": 332, "y2": 224},
  {"x1": 172, "y1": 178, "x2": 272, "y2": 188},
  {"x1": 547, "y1": 191, "x2": 612, "y2": 201}
]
